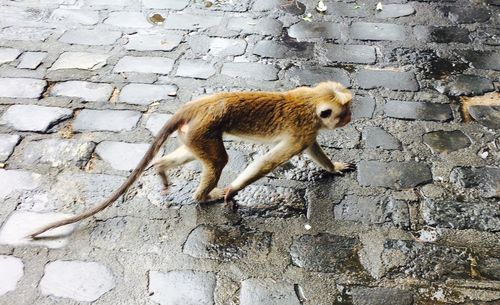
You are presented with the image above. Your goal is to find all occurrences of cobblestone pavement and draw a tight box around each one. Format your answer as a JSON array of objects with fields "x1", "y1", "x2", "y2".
[{"x1": 0, "y1": 0, "x2": 499, "y2": 304}]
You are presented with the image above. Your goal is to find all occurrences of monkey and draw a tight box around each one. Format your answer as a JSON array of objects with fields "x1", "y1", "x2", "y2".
[{"x1": 29, "y1": 81, "x2": 354, "y2": 238}]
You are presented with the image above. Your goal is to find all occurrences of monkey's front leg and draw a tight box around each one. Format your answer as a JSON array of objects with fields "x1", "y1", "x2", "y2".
[{"x1": 304, "y1": 141, "x2": 355, "y2": 174}]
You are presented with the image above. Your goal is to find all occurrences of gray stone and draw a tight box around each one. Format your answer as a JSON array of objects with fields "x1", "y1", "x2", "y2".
[
  {"x1": 351, "y1": 287, "x2": 414, "y2": 305},
  {"x1": 363, "y1": 127, "x2": 402, "y2": 150},
  {"x1": 317, "y1": 126, "x2": 360, "y2": 149},
  {"x1": 253, "y1": 40, "x2": 313, "y2": 59},
  {"x1": 327, "y1": 2, "x2": 368, "y2": 17},
  {"x1": 50, "y1": 52, "x2": 109, "y2": 70},
  {"x1": 227, "y1": 17, "x2": 283, "y2": 35},
  {"x1": 325, "y1": 44, "x2": 376, "y2": 64},
  {"x1": 146, "y1": 113, "x2": 173, "y2": 136},
  {"x1": 23, "y1": 139, "x2": 95, "y2": 168},
  {"x1": 478, "y1": 257, "x2": 500, "y2": 280},
  {"x1": 50, "y1": 81, "x2": 113, "y2": 102},
  {"x1": 221, "y1": 63, "x2": 278, "y2": 81},
  {"x1": 164, "y1": 13, "x2": 222, "y2": 30},
  {"x1": 0, "y1": 211, "x2": 76, "y2": 248},
  {"x1": 290, "y1": 234, "x2": 363, "y2": 272},
  {"x1": 0, "y1": 27, "x2": 53, "y2": 42},
  {"x1": 288, "y1": 22, "x2": 341, "y2": 41},
  {"x1": 450, "y1": 167, "x2": 499, "y2": 198},
  {"x1": 0, "y1": 78, "x2": 46, "y2": 98},
  {"x1": 375, "y1": 4, "x2": 415, "y2": 18},
  {"x1": 1, "y1": 105, "x2": 72, "y2": 132},
  {"x1": 468, "y1": 105, "x2": 500, "y2": 129},
  {"x1": 352, "y1": 96, "x2": 376, "y2": 119},
  {"x1": 183, "y1": 225, "x2": 271, "y2": 261},
  {"x1": 176, "y1": 60, "x2": 216, "y2": 79},
  {"x1": 357, "y1": 69, "x2": 418, "y2": 91},
  {"x1": 124, "y1": 33, "x2": 183, "y2": 51},
  {"x1": 458, "y1": 50, "x2": 500, "y2": 71},
  {"x1": 148, "y1": 270, "x2": 216, "y2": 305},
  {"x1": 119, "y1": 83, "x2": 176, "y2": 105},
  {"x1": 422, "y1": 200, "x2": 500, "y2": 232},
  {"x1": 442, "y1": 75, "x2": 495, "y2": 96},
  {"x1": 114, "y1": 56, "x2": 174, "y2": 74},
  {"x1": 439, "y1": 6, "x2": 491, "y2": 24},
  {"x1": 59, "y1": 29, "x2": 121, "y2": 45},
  {"x1": 142, "y1": 0, "x2": 189, "y2": 9},
  {"x1": 286, "y1": 66, "x2": 350, "y2": 87},
  {"x1": 384, "y1": 100, "x2": 452, "y2": 121},
  {"x1": 415, "y1": 26, "x2": 471, "y2": 43},
  {"x1": 0, "y1": 256, "x2": 24, "y2": 296},
  {"x1": 0, "y1": 48, "x2": 21, "y2": 64},
  {"x1": 350, "y1": 22, "x2": 406, "y2": 41},
  {"x1": 40, "y1": 260, "x2": 115, "y2": 302},
  {"x1": 0, "y1": 134, "x2": 20, "y2": 162},
  {"x1": 104, "y1": 11, "x2": 152, "y2": 28},
  {"x1": 73, "y1": 109, "x2": 141, "y2": 132},
  {"x1": 95, "y1": 141, "x2": 150, "y2": 171},
  {"x1": 0, "y1": 169, "x2": 40, "y2": 200},
  {"x1": 240, "y1": 279, "x2": 301, "y2": 305},
  {"x1": 49, "y1": 8, "x2": 99, "y2": 25},
  {"x1": 17, "y1": 52, "x2": 46, "y2": 69},
  {"x1": 423, "y1": 130, "x2": 471, "y2": 153},
  {"x1": 357, "y1": 161, "x2": 432, "y2": 190},
  {"x1": 188, "y1": 36, "x2": 247, "y2": 57}
]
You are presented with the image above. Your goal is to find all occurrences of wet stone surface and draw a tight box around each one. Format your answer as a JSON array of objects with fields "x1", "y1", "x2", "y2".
[
  {"x1": 450, "y1": 167, "x2": 500, "y2": 198},
  {"x1": 384, "y1": 100, "x2": 452, "y2": 122},
  {"x1": 287, "y1": 22, "x2": 341, "y2": 41},
  {"x1": 437, "y1": 75, "x2": 495, "y2": 96},
  {"x1": 350, "y1": 22, "x2": 406, "y2": 41},
  {"x1": 423, "y1": 130, "x2": 471, "y2": 153},
  {"x1": 415, "y1": 26, "x2": 471, "y2": 43},
  {"x1": 253, "y1": 40, "x2": 313, "y2": 59},
  {"x1": 468, "y1": 105, "x2": 500, "y2": 129},
  {"x1": 439, "y1": 6, "x2": 491, "y2": 24},
  {"x1": 357, "y1": 161, "x2": 432, "y2": 190}
]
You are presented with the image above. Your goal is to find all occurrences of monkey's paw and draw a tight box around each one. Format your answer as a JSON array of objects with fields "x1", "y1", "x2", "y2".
[
  {"x1": 333, "y1": 162, "x2": 356, "y2": 174},
  {"x1": 223, "y1": 186, "x2": 238, "y2": 210}
]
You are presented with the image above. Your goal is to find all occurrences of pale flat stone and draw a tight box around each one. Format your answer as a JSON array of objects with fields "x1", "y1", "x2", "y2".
[
  {"x1": 145, "y1": 113, "x2": 173, "y2": 136},
  {"x1": 104, "y1": 11, "x2": 153, "y2": 28},
  {"x1": 0, "y1": 255, "x2": 24, "y2": 296},
  {"x1": 240, "y1": 278, "x2": 301, "y2": 305},
  {"x1": 0, "y1": 211, "x2": 77, "y2": 248},
  {"x1": 0, "y1": 48, "x2": 21, "y2": 65},
  {"x1": 142, "y1": 0, "x2": 190, "y2": 10},
  {"x1": 73, "y1": 109, "x2": 141, "y2": 132},
  {"x1": 50, "y1": 81, "x2": 113, "y2": 102},
  {"x1": 17, "y1": 52, "x2": 46, "y2": 69},
  {"x1": 95, "y1": 141, "x2": 151, "y2": 171},
  {"x1": 49, "y1": 9, "x2": 99, "y2": 25},
  {"x1": 50, "y1": 52, "x2": 109, "y2": 70},
  {"x1": 59, "y1": 29, "x2": 122, "y2": 46},
  {"x1": 119, "y1": 83, "x2": 176, "y2": 105},
  {"x1": 0, "y1": 169, "x2": 40, "y2": 199},
  {"x1": 0, "y1": 78, "x2": 46, "y2": 98},
  {"x1": 114, "y1": 56, "x2": 174, "y2": 74},
  {"x1": 125, "y1": 33, "x2": 183, "y2": 51},
  {"x1": 0, "y1": 105, "x2": 72, "y2": 132},
  {"x1": 176, "y1": 60, "x2": 216, "y2": 79},
  {"x1": 23, "y1": 139, "x2": 95, "y2": 168},
  {"x1": 40, "y1": 260, "x2": 115, "y2": 302},
  {"x1": 0, "y1": 134, "x2": 20, "y2": 162}
]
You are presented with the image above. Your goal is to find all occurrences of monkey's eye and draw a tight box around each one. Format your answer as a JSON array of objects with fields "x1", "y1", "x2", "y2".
[{"x1": 320, "y1": 109, "x2": 332, "y2": 118}]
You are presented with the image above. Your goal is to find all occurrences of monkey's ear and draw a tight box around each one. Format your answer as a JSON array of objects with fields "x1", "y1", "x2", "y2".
[{"x1": 320, "y1": 109, "x2": 332, "y2": 118}]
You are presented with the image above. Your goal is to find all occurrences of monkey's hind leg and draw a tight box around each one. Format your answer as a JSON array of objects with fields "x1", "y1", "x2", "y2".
[{"x1": 153, "y1": 145, "x2": 195, "y2": 194}]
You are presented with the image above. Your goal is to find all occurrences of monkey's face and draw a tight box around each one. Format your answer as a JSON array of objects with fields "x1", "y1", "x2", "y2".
[{"x1": 317, "y1": 101, "x2": 352, "y2": 129}]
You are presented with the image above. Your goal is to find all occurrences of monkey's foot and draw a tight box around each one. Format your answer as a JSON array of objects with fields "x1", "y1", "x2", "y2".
[
  {"x1": 333, "y1": 162, "x2": 356, "y2": 173},
  {"x1": 193, "y1": 188, "x2": 225, "y2": 202},
  {"x1": 160, "y1": 187, "x2": 170, "y2": 196},
  {"x1": 223, "y1": 187, "x2": 238, "y2": 210}
]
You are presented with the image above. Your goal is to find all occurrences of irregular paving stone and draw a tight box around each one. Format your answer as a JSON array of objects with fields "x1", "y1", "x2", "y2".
[
  {"x1": 439, "y1": 75, "x2": 495, "y2": 96},
  {"x1": 240, "y1": 279, "x2": 301, "y2": 305},
  {"x1": 0, "y1": 134, "x2": 20, "y2": 162},
  {"x1": 17, "y1": 52, "x2": 46, "y2": 69},
  {"x1": 423, "y1": 130, "x2": 471, "y2": 153},
  {"x1": 468, "y1": 105, "x2": 500, "y2": 129},
  {"x1": 95, "y1": 141, "x2": 150, "y2": 171},
  {"x1": 49, "y1": 52, "x2": 109, "y2": 70},
  {"x1": 478, "y1": 257, "x2": 500, "y2": 280},
  {"x1": 317, "y1": 126, "x2": 360, "y2": 149},
  {"x1": 0, "y1": 211, "x2": 76, "y2": 248},
  {"x1": 119, "y1": 83, "x2": 176, "y2": 105},
  {"x1": 73, "y1": 109, "x2": 141, "y2": 132},
  {"x1": 149, "y1": 270, "x2": 216, "y2": 305},
  {"x1": 188, "y1": 36, "x2": 247, "y2": 57},
  {"x1": 375, "y1": 4, "x2": 415, "y2": 18},
  {"x1": 58, "y1": 29, "x2": 121, "y2": 45},
  {"x1": 253, "y1": 0, "x2": 305, "y2": 14},
  {"x1": 0, "y1": 48, "x2": 21, "y2": 64},
  {"x1": 327, "y1": 2, "x2": 368, "y2": 17},
  {"x1": 0, "y1": 27, "x2": 53, "y2": 42},
  {"x1": 458, "y1": 50, "x2": 500, "y2": 71},
  {"x1": 183, "y1": 225, "x2": 271, "y2": 261},
  {"x1": 114, "y1": 56, "x2": 174, "y2": 74},
  {"x1": 1, "y1": 105, "x2": 72, "y2": 132},
  {"x1": 253, "y1": 40, "x2": 313, "y2": 58},
  {"x1": 124, "y1": 33, "x2": 183, "y2": 51},
  {"x1": 439, "y1": 6, "x2": 491, "y2": 24},
  {"x1": 23, "y1": 139, "x2": 95, "y2": 168},
  {"x1": 450, "y1": 167, "x2": 499, "y2": 198},
  {"x1": 382, "y1": 239, "x2": 470, "y2": 280},
  {"x1": 384, "y1": 100, "x2": 452, "y2": 121},
  {"x1": 176, "y1": 60, "x2": 216, "y2": 79},
  {"x1": 0, "y1": 78, "x2": 46, "y2": 98},
  {"x1": 352, "y1": 96, "x2": 376, "y2": 119},
  {"x1": 350, "y1": 22, "x2": 406, "y2": 41},
  {"x1": 227, "y1": 17, "x2": 283, "y2": 35},
  {"x1": 50, "y1": 81, "x2": 113, "y2": 102},
  {"x1": 288, "y1": 22, "x2": 341, "y2": 41},
  {"x1": 325, "y1": 44, "x2": 376, "y2": 64},
  {"x1": 286, "y1": 66, "x2": 350, "y2": 87},
  {"x1": 422, "y1": 200, "x2": 499, "y2": 232},
  {"x1": 49, "y1": 8, "x2": 99, "y2": 25},
  {"x1": 363, "y1": 127, "x2": 402, "y2": 150},
  {"x1": 104, "y1": 11, "x2": 152, "y2": 28},
  {"x1": 351, "y1": 287, "x2": 414, "y2": 305},
  {"x1": 235, "y1": 185, "x2": 306, "y2": 218},
  {"x1": 142, "y1": 0, "x2": 189, "y2": 9},
  {"x1": 0, "y1": 255, "x2": 24, "y2": 296},
  {"x1": 221, "y1": 63, "x2": 278, "y2": 81},
  {"x1": 40, "y1": 260, "x2": 115, "y2": 302},
  {"x1": 357, "y1": 69, "x2": 419, "y2": 91},
  {"x1": 146, "y1": 113, "x2": 173, "y2": 136},
  {"x1": 415, "y1": 26, "x2": 470, "y2": 43},
  {"x1": 290, "y1": 234, "x2": 363, "y2": 273},
  {"x1": 334, "y1": 196, "x2": 410, "y2": 228},
  {"x1": 164, "y1": 13, "x2": 222, "y2": 30},
  {"x1": 195, "y1": 0, "x2": 251, "y2": 11},
  {"x1": 0, "y1": 169, "x2": 40, "y2": 199},
  {"x1": 357, "y1": 161, "x2": 432, "y2": 190}
]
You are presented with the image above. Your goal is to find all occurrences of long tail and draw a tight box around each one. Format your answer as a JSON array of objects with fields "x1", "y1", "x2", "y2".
[{"x1": 29, "y1": 114, "x2": 184, "y2": 238}]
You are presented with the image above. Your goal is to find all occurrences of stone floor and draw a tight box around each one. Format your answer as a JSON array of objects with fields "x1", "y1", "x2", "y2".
[{"x1": 0, "y1": 0, "x2": 499, "y2": 304}]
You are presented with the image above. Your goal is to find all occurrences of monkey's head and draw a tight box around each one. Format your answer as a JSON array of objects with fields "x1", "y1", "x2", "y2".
[{"x1": 314, "y1": 82, "x2": 353, "y2": 129}]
